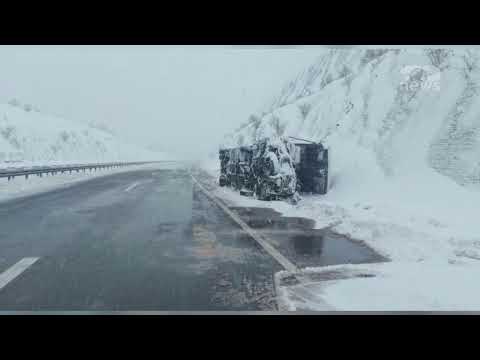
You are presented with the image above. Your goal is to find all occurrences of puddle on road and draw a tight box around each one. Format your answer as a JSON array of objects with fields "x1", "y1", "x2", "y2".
[{"x1": 229, "y1": 206, "x2": 388, "y2": 268}]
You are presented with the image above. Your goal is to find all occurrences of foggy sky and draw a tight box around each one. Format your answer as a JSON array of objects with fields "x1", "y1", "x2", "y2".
[{"x1": 0, "y1": 46, "x2": 321, "y2": 159}]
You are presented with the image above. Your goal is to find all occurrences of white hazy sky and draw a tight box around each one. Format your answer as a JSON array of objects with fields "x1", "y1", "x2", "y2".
[{"x1": 0, "y1": 46, "x2": 322, "y2": 159}]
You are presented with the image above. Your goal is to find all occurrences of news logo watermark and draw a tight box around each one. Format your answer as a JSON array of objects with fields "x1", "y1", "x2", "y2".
[{"x1": 400, "y1": 65, "x2": 441, "y2": 92}]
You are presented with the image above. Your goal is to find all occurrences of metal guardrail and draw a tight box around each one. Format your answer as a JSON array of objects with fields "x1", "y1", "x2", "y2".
[{"x1": 0, "y1": 161, "x2": 169, "y2": 181}]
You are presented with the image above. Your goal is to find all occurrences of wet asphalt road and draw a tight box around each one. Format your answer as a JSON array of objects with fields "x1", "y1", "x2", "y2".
[
  {"x1": 0, "y1": 164, "x2": 384, "y2": 312},
  {"x1": 0, "y1": 165, "x2": 280, "y2": 311}
]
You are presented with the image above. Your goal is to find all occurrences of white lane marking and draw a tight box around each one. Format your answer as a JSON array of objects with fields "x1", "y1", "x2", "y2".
[
  {"x1": 0, "y1": 257, "x2": 39, "y2": 291},
  {"x1": 190, "y1": 175, "x2": 299, "y2": 273},
  {"x1": 125, "y1": 182, "x2": 140, "y2": 192}
]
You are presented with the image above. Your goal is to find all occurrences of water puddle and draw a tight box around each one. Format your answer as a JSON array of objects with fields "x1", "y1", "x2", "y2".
[{"x1": 229, "y1": 206, "x2": 388, "y2": 268}]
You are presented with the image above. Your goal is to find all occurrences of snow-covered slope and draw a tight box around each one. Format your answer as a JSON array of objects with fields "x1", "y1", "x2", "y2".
[
  {"x1": 224, "y1": 48, "x2": 480, "y2": 236},
  {"x1": 226, "y1": 48, "x2": 480, "y2": 190},
  {"x1": 219, "y1": 48, "x2": 480, "y2": 310},
  {"x1": 0, "y1": 103, "x2": 165, "y2": 166}
]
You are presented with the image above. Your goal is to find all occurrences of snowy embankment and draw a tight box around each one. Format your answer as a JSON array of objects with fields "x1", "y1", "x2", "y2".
[
  {"x1": 0, "y1": 102, "x2": 165, "y2": 167},
  {"x1": 210, "y1": 48, "x2": 480, "y2": 311},
  {"x1": 0, "y1": 102, "x2": 168, "y2": 202}
]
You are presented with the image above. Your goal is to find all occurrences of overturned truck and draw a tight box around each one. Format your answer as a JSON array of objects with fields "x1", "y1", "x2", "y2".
[{"x1": 219, "y1": 137, "x2": 328, "y2": 202}]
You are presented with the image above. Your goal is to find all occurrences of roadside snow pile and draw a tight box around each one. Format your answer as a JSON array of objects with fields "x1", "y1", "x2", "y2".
[
  {"x1": 215, "y1": 48, "x2": 480, "y2": 311},
  {"x1": 0, "y1": 102, "x2": 165, "y2": 167},
  {"x1": 277, "y1": 259, "x2": 480, "y2": 311}
]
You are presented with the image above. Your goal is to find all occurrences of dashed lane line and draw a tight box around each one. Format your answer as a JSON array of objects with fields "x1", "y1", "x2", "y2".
[
  {"x1": 0, "y1": 257, "x2": 39, "y2": 291},
  {"x1": 125, "y1": 182, "x2": 141, "y2": 192}
]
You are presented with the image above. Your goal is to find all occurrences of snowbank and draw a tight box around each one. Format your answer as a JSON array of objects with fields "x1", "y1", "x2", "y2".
[{"x1": 278, "y1": 260, "x2": 480, "y2": 311}]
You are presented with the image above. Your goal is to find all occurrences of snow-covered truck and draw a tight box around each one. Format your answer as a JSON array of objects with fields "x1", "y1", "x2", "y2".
[{"x1": 219, "y1": 137, "x2": 328, "y2": 201}]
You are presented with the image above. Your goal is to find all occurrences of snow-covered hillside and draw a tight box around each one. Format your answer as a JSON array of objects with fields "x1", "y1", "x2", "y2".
[
  {"x1": 224, "y1": 48, "x2": 480, "y2": 235},
  {"x1": 219, "y1": 48, "x2": 480, "y2": 310},
  {"x1": 226, "y1": 48, "x2": 480, "y2": 191},
  {"x1": 0, "y1": 102, "x2": 165, "y2": 167}
]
